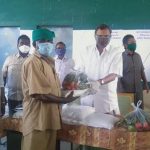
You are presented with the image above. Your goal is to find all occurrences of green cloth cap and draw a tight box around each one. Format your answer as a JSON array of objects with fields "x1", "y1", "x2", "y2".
[{"x1": 32, "y1": 28, "x2": 55, "y2": 42}]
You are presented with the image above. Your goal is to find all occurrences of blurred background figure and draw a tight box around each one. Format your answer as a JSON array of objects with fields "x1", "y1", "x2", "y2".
[
  {"x1": 2, "y1": 35, "x2": 30, "y2": 116},
  {"x1": 0, "y1": 71, "x2": 6, "y2": 116},
  {"x1": 117, "y1": 34, "x2": 149, "y2": 109},
  {"x1": 54, "y1": 41, "x2": 75, "y2": 85}
]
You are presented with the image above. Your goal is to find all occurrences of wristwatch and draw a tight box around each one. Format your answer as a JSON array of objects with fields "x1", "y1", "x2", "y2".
[{"x1": 101, "y1": 79, "x2": 104, "y2": 85}]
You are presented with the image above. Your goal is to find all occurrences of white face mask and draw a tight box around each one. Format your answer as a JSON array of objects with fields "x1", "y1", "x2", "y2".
[
  {"x1": 19, "y1": 45, "x2": 30, "y2": 53},
  {"x1": 37, "y1": 42, "x2": 53, "y2": 57}
]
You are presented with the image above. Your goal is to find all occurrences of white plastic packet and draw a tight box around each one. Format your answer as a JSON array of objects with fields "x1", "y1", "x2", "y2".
[{"x1": 83, "y1": 112, "x2": 119, "y2": 129}]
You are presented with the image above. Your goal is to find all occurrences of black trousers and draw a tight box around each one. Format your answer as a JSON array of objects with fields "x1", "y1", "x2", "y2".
[
  {"x1": 134, "y1": 92, "x2": 143, "y2": 109},
  {"x1": 8, "y1": 99, "x2": 22, "y2": 116}
]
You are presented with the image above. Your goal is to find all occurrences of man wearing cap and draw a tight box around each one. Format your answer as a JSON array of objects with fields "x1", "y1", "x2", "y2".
[{"x1": 21, "y1": 28, "x2": 78, "y2": 150}]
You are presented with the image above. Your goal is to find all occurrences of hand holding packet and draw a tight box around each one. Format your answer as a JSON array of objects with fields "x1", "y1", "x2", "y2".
[{"x1": 89, "y1": 81, "x2": 101, "y2": 90}]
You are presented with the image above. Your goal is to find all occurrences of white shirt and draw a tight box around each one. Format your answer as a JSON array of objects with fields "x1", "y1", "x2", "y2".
[
  {"x1": 54, "y1": 56, "x2": 75, "y2": 85},
  {"x1": 79, "y1": 44, "x2": 122, "y2": 114}
]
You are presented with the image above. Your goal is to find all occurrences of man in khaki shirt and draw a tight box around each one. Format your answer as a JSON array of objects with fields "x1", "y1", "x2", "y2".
[
  {"x1": 2, "y1": 35, "x2": 30, "y2": 116},
  {"x1": 21, "y1": 28, "x2": 78, "y2": 150}
]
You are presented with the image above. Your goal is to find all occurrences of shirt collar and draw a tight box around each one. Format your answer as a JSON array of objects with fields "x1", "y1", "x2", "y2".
[
  {"x1": 33, "y1": 49, "x2": 55, "y2": 64},
  {"x1": 105, "y1": 44, "x2": 111, "y2": 51},
  {"x1": 95, "y1": 44, "x2": 111, "y2": 53},
  {"x1": 54, "y1": 55, "x2": 67, "y2": 61},
  {"x1": 16, "y1": 52, "x2": 30, "y2": 58},
  {"x1": 33, "y1": 50, "x2": 41, "y2": 58},
  {"x1": 16, "y1": 53, "x2": 20, "y2": 58},
  {"x1": 125, "y1": 50, "x2": 134, "y2": 56}
]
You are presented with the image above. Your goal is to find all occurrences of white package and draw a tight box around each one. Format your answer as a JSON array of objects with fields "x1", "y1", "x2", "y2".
[
  {"x1": 61, "y1": 104, "x2": 95, "y2": 125},
  {"x1": 83, "y1": 112, "x2": 119, "y2": 129}
]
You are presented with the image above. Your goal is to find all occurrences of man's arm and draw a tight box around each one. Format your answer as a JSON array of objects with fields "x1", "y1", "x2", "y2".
[
  {"x1": 141, "y1": 70, "x2": 149, "y2": 93},
  {"x1": 3, "y1": 77, "x2": 7, "y2": 87},
  {"x1": 31, "y1": 91, "x2": 79, "y2": 104},
  {"x1": 89, "y1": 73, "x2": 118, "y2": 90},
  {"x1": 2, "y1": 65, "x2": 7, "y2": 86},
  {"x1": 0, "y1": 87, "x2": 6, "y2": 116},
  {"x1": 98, "y1": 73, "x2": 118, "y2": 85},
  {"x1": 2, "y1": 57, "x2": 10, "y2": 86}
]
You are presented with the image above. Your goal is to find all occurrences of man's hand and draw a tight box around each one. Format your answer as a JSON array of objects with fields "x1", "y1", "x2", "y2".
[
  {"x1": 32, "y1": 91, "x2": 79, "y2": 104},
  {"x1": 89, "y1": 81, "x2": 101, "y2": 90},
  {"x1": 63, "y1": 91, "x2": 80, "y2": 104},
  {"x1": 81, "y1": 88, "x2": 97, "y2": 97},
  {"x1": 145, "y1": 84, "x2": 149, "y2": 93}
]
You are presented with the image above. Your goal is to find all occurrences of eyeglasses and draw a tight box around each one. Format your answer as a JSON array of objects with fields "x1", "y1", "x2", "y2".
[{"x1": 95, "y1": 35, "x2": 111, "y2": 39}]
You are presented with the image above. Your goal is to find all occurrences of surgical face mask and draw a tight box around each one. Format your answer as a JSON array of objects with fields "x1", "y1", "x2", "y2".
[
  {"x1": 19, "y1": 45, "x2": 30, "y2": 53},
  {"x1": 55, "y1": 48, "x2": 66, "y2": 57},
  {"x1": 127, "y1": 43, "x2": 136, "y2": 52},
  {"x1": 37, "y1": 42, "x2": 53, "y2": 57},
  {"x1": 95, "y1": 35, "x2": 111, "y2": 48}
]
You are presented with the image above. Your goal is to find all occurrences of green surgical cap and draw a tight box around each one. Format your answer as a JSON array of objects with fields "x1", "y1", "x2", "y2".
[{"x1": 32, "y1": 28, "x2": 55, "y2": 42}]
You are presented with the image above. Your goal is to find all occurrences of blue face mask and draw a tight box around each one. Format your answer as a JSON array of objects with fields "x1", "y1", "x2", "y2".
[
  {"x1": 55, "y1": 48, "x2": 66, "y2": 57},
  {"x1": 38, "y1": 42, "x2": 53, "y2": 57}
]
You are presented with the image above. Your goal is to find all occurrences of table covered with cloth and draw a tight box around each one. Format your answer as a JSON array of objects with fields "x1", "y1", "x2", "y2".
[{"x1": 0, "y1": 117, "x2": 150, "y2": 150}]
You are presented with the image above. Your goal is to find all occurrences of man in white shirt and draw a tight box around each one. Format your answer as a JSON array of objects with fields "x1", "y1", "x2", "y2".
[
  {"x1": 54, "y1": 42, "x2": 75, "y2": 85},
  {"x1": 79, "y1": 24, "x2": 122, "y2": 115}
]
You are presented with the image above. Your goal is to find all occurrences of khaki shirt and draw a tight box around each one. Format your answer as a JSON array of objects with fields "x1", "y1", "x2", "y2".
[
  {"x1": 2, "y1": 53, "x2": 29, "y2": 100},
  {"x1": 22, "y1": 51, "x2": 61, "y2": 136}
]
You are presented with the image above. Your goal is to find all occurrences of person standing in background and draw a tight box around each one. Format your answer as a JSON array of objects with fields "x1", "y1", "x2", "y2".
[
  {"x1": 78, "y1": 24, "x2": 122, "y2": 114},
  {"x1": 21, "y1": 28, "x2": 78, "y2": 150},
  {"x1": 117, "y1": 34, "x2": 149, "y2": 109},
  {"x1": 0, "y1": 71, "x2": 6, "y2": 116},
  {"x1": 2, "y1": 35, "x2": 30, "y2": 116},
  {"x1": 54, "y1": 41, "x2": 75, "y2": 85}
]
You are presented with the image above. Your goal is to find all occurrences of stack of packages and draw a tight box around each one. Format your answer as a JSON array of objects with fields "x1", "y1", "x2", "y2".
[
  {"x1": 115, "y1": 100, "x2": 150, "y2": 131},
  {"x1": 61, "y1": 72, "x2": 96, "y2": 125}
]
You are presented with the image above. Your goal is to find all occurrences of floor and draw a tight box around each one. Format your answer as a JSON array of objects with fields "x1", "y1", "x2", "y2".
[{"x1": 0, "y1": 138, "x2": 80, "y2": 150}]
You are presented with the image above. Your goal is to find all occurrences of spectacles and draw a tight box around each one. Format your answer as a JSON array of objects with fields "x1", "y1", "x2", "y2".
[{"x1": 95, "y1": 35, "x2": 111, "y2": 39}]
